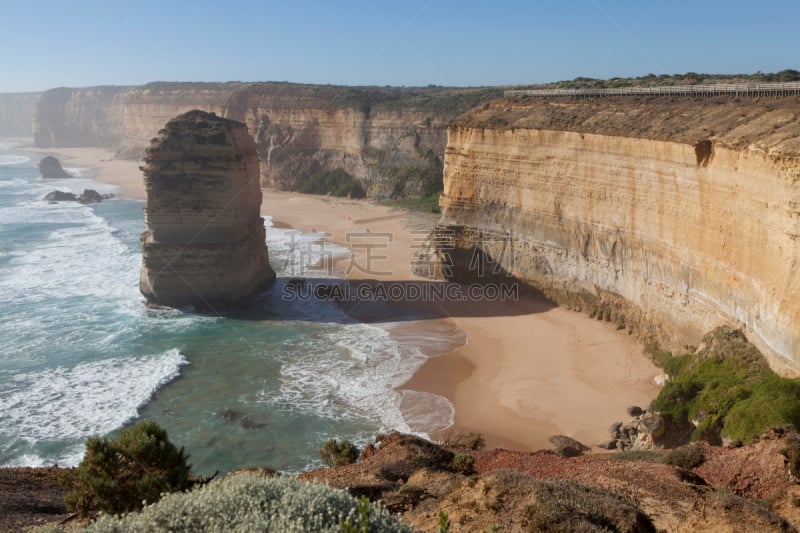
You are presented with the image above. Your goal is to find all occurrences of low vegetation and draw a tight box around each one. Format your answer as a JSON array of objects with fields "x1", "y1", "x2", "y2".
[
  {"x1": 520, "y1": 69, "x2": 800, "y2": 90},
  {"x1": 298, "y1": 168, "x2": 366, "y2": 199},
  {"x1": 452, "y1": 453, "x2": 476, "y2": 474},
  {"x1": 320, "y1": 438, "x2": 360, "y2": 467},
  {"x1": 611, "y1": 450, "x2": 663, "y2": 462},
  {"x1": 64, "y1": 420, "x2": 192, "y2": 516},
  {"x1": 525, "y1": 480, "x2": 655, "y2": 532},
  {"x1": 80, "y1": 474, "x2": 413, "y2": 532},
  {"x1": 664, "y1": 444, "x2": 705, "y2": 470},
  {"x1": 652, "y1": 327, "x2": 800, "y2": 444},
  {"x1": 382, "y1": 192, "x2": 441, "y2": 213}
]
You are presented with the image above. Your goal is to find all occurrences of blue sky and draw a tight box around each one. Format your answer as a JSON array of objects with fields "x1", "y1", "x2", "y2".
[{"x1": 1, "y1": 0, "x2": 797, "y2": 92}]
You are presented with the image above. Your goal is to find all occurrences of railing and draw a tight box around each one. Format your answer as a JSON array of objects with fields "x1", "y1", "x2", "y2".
[{"x1": 504, "y1": 82, "x2": 800, "y2": 98}]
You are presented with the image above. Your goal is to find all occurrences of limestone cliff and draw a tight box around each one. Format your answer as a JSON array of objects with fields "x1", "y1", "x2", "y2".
[
  {"x1": 429, "y1": 97, "x2": 800, "y2": 373},
  {"x1": 33, "y1": 82, "x2": 499, "y2": 199},
  {"x1": 139, "y1": 110, "x2": 275, "y2": 310},
  {"x1": 118, "y1": 83, "x2": 244, "y2": 159},
  {"x1": 0, "y1": 92, "x2": 40, "y2": 137},
  {"x1": 33, "y1": 86, "x2": 129, "y2": 148}
]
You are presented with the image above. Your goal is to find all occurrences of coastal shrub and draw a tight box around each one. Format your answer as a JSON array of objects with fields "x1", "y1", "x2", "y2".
[
  {"x1": 438, "y1": 510, "x2": 452, "y2": 533},
  {"x1": 65, "y1": 420, "x2": 192, "y2": 516},
  {"x1": 83, "y1": 473, "x2": 414, "y2": 532},
  {"x1": 452, "y1": 453, "x2": 476, "y2": 474},
  {"x1": 298, "y1": 168, "x2": 366, "y2": 198},
  {"x1": 441, "y1": 429, "x2": 486, "y2": 450},
  {"x1": 320, "y1": 438, "x2": 360, "y2": 467},
  {"x1": 664, "y1": 444, "x2": 705, "y2": 470},
  {"x1": 723, "y1": 376, "x2": 800, "y2": 442},
  {"x1": 611, "y1": 450, "x2": 663, "y2": 462},
  {"x1": 382, "y1": 191, "x2": 442, "y2": 213},
  {"x1": 525, "y1": 480, "x2": 655, "y2": 532},
  {"x1": 340, "y1": 496, "x2": 374, "y2": 533},
  {"x1": 652, "y1": 328, "x2": 800, "y2": 444}
]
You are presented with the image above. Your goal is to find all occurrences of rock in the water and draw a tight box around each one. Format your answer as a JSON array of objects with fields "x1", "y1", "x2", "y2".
[
  {"x1": 43, "y1": 188, "x2": 111, "y2": 204},
  {"x1": 549, "y1": 435, "x2": 591, "y2": 458},
  {"x1": 78, "y1": 189, "x2": 104, "y2": 204},
  {"x1": 139, "y1": 110, "x2": 276, "y2": 310},
  {"x1": 38, "y1": 156, "x2": 70, "y2": 178},
  {"x1": 43, "y1": 190, "x2": 77, "y2": 202}
]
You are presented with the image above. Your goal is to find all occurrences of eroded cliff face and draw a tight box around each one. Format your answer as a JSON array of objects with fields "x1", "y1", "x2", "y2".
[
  {"x1": 118, "y1": 83, "x2": 244, "y2": 159},
  {"x1": 431, "y1": 97, "x2": 800, "y2": 373},
  {"x1": 139, "y1": 110, "x2": 275, "y2": 310},
  {"x1": 0, "y1": 92, "x2": 40, "y2": 137},
  {"x1": 33, "y1": 83, "x2": 499, "y2": 198},
  {"x1": 33, "y1": 86, "x2": 129, "y2": 148},
  {"x1": 126, "y1": 84, "x2": 475, "y2": 198}
]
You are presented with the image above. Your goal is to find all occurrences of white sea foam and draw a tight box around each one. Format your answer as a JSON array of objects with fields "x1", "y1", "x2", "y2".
[
  {"x1": 0, "y1": 202, "x2": 139, "y2": 300},
  {"x1": 267, "y1": 226, "x2": 353, "y2": 277},
  {"x1": 0, "y1": 155, "x2": 30, "y2": 166},
  {"x1": 0, "y1": 349, "x2": 188, "y2": 466},
  {"x1": 62, "y1": 166, "x2": 88, "y2": 178},
  {"x1": 0, "y1": 197, "x2": 146, "y2": 373},
  {"x1": 399, "y1": 390, "x2": 455, "y2": 434},
  {"x1": 262, "y1": 220, "x2": 458, "y2": 439},
  {"x1": 258, "y1": 279, "x2": 452, "y2": 439}
]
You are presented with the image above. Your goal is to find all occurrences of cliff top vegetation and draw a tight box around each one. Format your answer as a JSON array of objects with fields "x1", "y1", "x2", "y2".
[
  {"x1": 454, "y1": 84, "x2": 800, "y2": 155},
  {"x1": 119, "y1": 81, "x2": 502, "y2": 115},
  {"x1": 513, "y1": 69, "x2": 800, "y2": 90}
]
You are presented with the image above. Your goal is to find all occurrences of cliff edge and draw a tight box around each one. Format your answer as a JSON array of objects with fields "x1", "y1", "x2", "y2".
[
  {"x1": 139, "y1": 110, "x2": 275, "y2": 310},
  {"x1": 429, "y1": 95, "x2": 800, "y2": 373}
]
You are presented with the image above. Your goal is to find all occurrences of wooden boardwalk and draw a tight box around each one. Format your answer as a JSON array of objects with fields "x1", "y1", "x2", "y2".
[{"x1": 505, "y1": 81, "x2": 800, "y2": 99}]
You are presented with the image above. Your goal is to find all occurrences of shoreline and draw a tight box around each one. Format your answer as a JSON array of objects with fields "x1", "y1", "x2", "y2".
[{"x1": 22, "y1": 144, "x2": 663, "y2": 453}]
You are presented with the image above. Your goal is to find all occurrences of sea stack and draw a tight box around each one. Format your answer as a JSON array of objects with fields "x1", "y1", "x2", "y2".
[
  {"x1": 38, "y1": 156, "x2": 70, "y2": 178},
  {"x1": 139, "y1": 110, "x2": 275, "y2": 310}
]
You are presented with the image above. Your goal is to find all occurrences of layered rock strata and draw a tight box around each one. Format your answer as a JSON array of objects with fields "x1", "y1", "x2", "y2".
[
  {"x1": 428, "y1": 97, "x2": 800, "y2": 373},
  {"x1": 31, "y1": 83, "x2": 500, "y2": 198},
  {"x1": 0, "y1": 92, "x2": 40, "y2": 137},
  {"x1": 33, "y1": 86, "x2": 129, "y2": 148},
  {"x1": 139, "y1": 110, "x2": 275, "y2": 310}
]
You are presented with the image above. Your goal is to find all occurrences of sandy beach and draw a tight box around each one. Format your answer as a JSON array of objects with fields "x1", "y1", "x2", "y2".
[
  {"x1": 31, "y1": 145, "x2": 662, "y2": 453},
  {"x1": 25, "y1": 146, "x2": 147, "y2": 200}
]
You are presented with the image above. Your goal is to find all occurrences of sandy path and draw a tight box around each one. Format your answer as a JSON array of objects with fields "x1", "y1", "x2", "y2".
[{"x1": 31, "y1": 146, "x2": 663, "y2": 452}]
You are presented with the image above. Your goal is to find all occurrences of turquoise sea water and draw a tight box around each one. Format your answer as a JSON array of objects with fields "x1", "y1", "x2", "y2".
[{"x1": 0, "y1": 143, "x2": 456, "y2": 474}]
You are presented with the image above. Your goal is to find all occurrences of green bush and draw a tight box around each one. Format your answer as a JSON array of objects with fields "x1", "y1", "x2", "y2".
[
  {"x1": 82, "y1": 473, "x2": 414, "y2": 532},
  {"x1": 611, "y1": 450, "x2": 662, "y2": 462},
  {"x1": 65, "y1": 420, "x2": 192, "y2": 516},
  {"x1": 652, "y1": 328, "x2": 800, "y2": 444},
  {"x1": 525, "y1": 480, "x2": 654, "y2": 532},
  {"x1": 320, "y1": 438, "x2": 360, "y2": 467},
  {"x1": 298, "y1": 168, "x2": 366, "y2": 198},
  {"x1": 724, "y1": 376, "x2": 800, "y2": 442},
  {"x1": 664, "y1": 444, "x2": 705, "y2": 470},
  {"x1": 452, "y1": 453, "x2": 475, "y2": 474}
]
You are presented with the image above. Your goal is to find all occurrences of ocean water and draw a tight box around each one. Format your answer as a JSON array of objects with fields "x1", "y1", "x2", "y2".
[{"x1": 0, "y1": 143, "x2": 459, "y2": 474}]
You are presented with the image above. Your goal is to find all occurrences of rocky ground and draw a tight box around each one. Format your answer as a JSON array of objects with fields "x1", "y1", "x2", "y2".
[
  {"x1": 303, "y1": 430, "x2": 800, "y2": 532},
  {"x1": 0, "y1": 466, "x2": 73, "y2": 532},
  {"x1": 6, "y1": 429, "x2": 800, "y2": 531}
]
